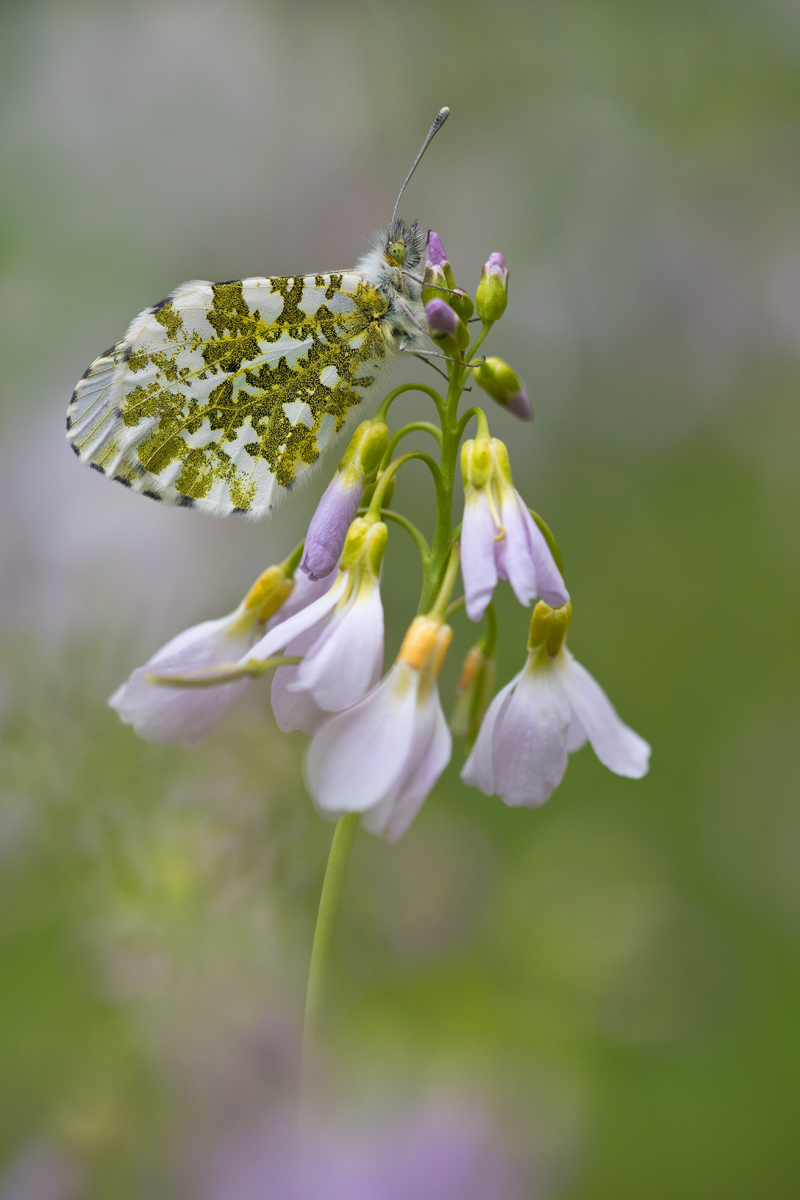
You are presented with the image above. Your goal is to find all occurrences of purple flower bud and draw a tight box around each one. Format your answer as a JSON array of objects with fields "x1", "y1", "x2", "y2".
[
  {"x1": 486, "y1": 251, "x2": 508, "y2": 282},
  {"x1": 300, "y1": 473, "x2": 363, "y2": 580},
  {"x1": 426, "y1": 230, "x2": 448, "y2": 267},
  {"x1": 476, "y1": 252, "x2": 509, "y2": 321},
  {"x1": 505, "y1": 383, "x2": 533, "y2": 421},
  {"x1": 426, "y1": 298, "x2": 460, "y2": 341}
]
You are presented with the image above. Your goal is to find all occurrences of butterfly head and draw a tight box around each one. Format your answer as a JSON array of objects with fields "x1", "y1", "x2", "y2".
[{"x1": 384, "y1": 218, "x2": 426, "y2": 272}]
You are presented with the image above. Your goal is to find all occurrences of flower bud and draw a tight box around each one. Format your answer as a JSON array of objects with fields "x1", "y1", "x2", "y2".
[
  {"x1": 339, "y1": 417, "x2": 390, "y2": 479},
  {"x1": 301, "y1": 419, "x2": 389, "y2": 580},
  {"x1": 528, "y1": 600, "x2": 573, "y2": 657},
  {"x1": 422, "y1": 230, "x2": 456, "y2": 303},
  {"x1": 461, "y1": 437, "x2": 493, "y2": 490},
  {"x1": 472, "y1": 357, "x2": 533, "y2": 421},
  {"x1": 475, "y1": 252, "x2": 509, "y2": 322},
  {"x1": 339, "y1": 517, "x2": 388, "y2": 577},
  {"x1": 449, "y1": 287, "x2": 474, "y2": 323},
  {"x1": 426, "y1": 298, "x2": 459, "y2": 340},
  {"x1": 242, "y1": 565, "x2": 294, "y2": 624},
  {"x1": 426, "y1": 299, "x2": 469, "y2": 353},
  {"x1": 450, "y1": 643, "x2": 496, "y2": 743}
]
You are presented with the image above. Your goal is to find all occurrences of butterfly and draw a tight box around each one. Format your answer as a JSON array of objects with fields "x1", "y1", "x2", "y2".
[{"x1": 66, "y1": 110, "x2": 449, "y2": 520}]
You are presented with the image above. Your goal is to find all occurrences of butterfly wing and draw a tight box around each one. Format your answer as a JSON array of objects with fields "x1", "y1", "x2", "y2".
[{"x1": 66, "y1": 273, "x2": 392, "y2": 518}]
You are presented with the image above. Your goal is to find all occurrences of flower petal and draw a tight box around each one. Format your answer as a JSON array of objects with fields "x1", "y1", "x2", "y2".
[
  {"x1": 557, "y1": 652, "x2": 651, "y2": 778},
  {"x1": 247, "y1": 576, "x2": 344, "y2": 662},
  {"x1": 364, "y1": 690, "x2": 452, "y2": 842},
  {"x1": 495, "y1": 492, "x2": 537, "y2": 605},
  {"x1": 108, "y1": 612, "x2": 257, "y2": 745},
  {"x1": 270, "y1": 626, "x2": 328, "y2": 735},
  {"x1": 305, "y1": 666, "x2": 419, "y2": 814},
  {"x1": 490, "y1": 663, "x2": 570, "y2": 807},
  {"x1": 521, "y1": 507, "x2": 569, "y2": 608},
  {"x1": 300, "y1": 475, "x2": 363, "y2": 581},
  {"x1": 461, "y1": 493, "x2": 499, "y2": 622},
  {"x1": 460, "y1": 675, "x2": 518, "y2": 795},
  {"x1": 267, "y1": 569, "x2": 336, "y2": 630},
  {"x1": 291, "y1": 583, "x2": 384, "y2": 711}
]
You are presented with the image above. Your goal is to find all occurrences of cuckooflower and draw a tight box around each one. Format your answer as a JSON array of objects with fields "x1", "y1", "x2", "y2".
[
  {"x1": 109, "y1": 565, "x2": 295, "y2": 745},
  {"x1": 475, "y1": 251, "x2": 509, "y2": 322},
  {"x1": 472, "y1": 357, "x2": 533, "y2": 421},
  {"x1": 460, "y1": 435, "x2": 568, "y2": 621},
  {"x1": 462, "y1": 601, "x2": 650, "y2": 807},
  {"x1": 305, "y1": 615, "x2": 453, "y2": 842},
  {"x1": 300, "y1": 418, "x2": 389, "y2": 580},
  {"x1": 248, "y1": 518, "x2": 388, "y2": 733}
]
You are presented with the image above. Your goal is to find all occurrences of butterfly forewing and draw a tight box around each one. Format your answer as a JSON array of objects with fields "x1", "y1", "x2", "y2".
[{"x1": 67, "y1": 273, "x2": 390, "y2": 517}]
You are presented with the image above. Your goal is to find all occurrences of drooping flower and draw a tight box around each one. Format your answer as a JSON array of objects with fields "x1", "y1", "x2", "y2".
[
  {"x1": 108, "y1": 565, "x2": 295, "y2": 745},
  {"x1": 305, "y1": 615, "x2": 453, "y2": 842},
  {"x1": 248, "y1": 518, "x2": 388, "y2": 734},
  {"x1": 460, "y1": 435, "x2": 568, "y2": 621},
  {"x1": 472, "y1": 357, "x2": 533, "y2": 421},
  {"x1": 300, "y1": 418, "x2": 389, "y2": 581},
  {"x1": 475, "y1": 251, "x2": 509, "y2": 322},
  {"x1": 462, "y1": 601, "x2": 650, "y2": 807}
]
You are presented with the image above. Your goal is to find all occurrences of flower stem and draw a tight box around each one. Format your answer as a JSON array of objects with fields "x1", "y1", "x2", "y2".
[{"x1": 300, "y1": 812, "x2": 359, "y2": 1090}]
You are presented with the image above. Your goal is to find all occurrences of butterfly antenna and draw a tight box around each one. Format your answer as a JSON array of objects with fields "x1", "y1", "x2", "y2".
[{"x1": 390, "y1": 107, "x2": 450, "y2": 227}]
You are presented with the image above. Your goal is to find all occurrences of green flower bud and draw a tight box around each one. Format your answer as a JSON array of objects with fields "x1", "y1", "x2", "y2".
[
  {"x1": 450, "y1": 288, "x2": 474, "y2": 323},
  {"x1": 242, "y1": 565, "x2": 294, "y2": 624},
  {"x1": 475, "y1": 252, "x2": 509, "y2": 322},
  {"x1": 338, "y1": 418, "x2": 390, "y2": 480},
  {"x1": 528, "y1": 600, "x2": 573, "y2": 657},
  {"x1": 472, "y1": 358, "x2": 533, "y2": 421}
]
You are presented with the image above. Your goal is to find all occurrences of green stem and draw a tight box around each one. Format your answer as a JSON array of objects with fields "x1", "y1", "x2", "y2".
[
  {"x1": 384, "y1": 421, "x2": 442, "y2": 465},
  {"x1": 367, "y1": 451, "x2": 445, "y2": 521},
  {"x1": 300, "y1": 813, "x2": 359, "y2": 1088},
  {"x1": 376, "y1": 382, "x2": 445, "y2": 422}
]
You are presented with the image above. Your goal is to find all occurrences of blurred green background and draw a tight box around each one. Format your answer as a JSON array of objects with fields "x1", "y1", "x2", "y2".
[{"x1": 1, "y1": 1, "x2": 800, "y2": 1196}]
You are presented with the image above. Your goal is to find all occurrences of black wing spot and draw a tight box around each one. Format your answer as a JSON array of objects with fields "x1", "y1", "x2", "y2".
[
  {"x1": 176, "y1": 495, "x2": 195, "y2": 508},
  {"x1": 113, "y1": 475, "x2": 132, "y2": 489},
  {"x1": 214, "y1": 280, "x2": 241, "y2": 289},
  {"x1": 99, "y1": 345, "x2": 118, "y2": 360},
  {"x1": 89, "y1": 462, "x2": 106, "y2": 474},
  {"x1": 70, "y1": 442, "x2": 81, "y2": 457},
  {"x1": 232, "y1": 506, "x2": 248, "y2": 515},
  {"x1": 142, "y1": 489, "x2": 163, "y2": 503},
  {"x1": 65, "y1": 414, "x2": 72, "y2": 431},
  {"x1": 151, "y1": 297, "x2": 171, "y2": 313}
]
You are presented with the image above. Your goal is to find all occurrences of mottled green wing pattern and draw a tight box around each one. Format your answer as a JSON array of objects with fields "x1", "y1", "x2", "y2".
[{"x1": 66, "y1": 273, "x2": 391, "y2": 517}]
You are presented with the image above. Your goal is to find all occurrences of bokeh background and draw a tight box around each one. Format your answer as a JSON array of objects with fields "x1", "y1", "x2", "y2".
[{"x1": 1, "y1": 1, "x2": 800, "y2": 1196}]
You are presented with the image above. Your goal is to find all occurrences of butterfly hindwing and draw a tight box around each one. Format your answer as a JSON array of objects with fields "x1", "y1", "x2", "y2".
[{"x1": 67, "y1": 273, "x2": 391, "y2": 517}]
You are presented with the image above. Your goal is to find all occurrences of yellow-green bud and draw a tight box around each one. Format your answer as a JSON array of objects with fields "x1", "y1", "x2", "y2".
[
  {"x1": 528, "y1": 601, "x2": 573, "y2": 657},
  {"x1": 461, "y1": 437, "x2": 493, "y2": 490},
  {"x1": 472, "y1": 358, "x2": 533, "y2": 421},
  {"x1": 340, "y1": 517, "x2": 388, "y2": 577},
  {"x1": 338, "y1": 419, "x2": 390, "y2": 480},
  {"x1": 243, "y1": 566, "x2": 294, "y2": 623},
  {"x1": 475, "y1": 252, "x2": 509, "y2": 322}
]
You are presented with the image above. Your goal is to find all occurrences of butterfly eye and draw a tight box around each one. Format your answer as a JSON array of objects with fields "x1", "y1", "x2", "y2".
[{"x1": 387, "y1": 240, "x2": 407, "y2": 265}]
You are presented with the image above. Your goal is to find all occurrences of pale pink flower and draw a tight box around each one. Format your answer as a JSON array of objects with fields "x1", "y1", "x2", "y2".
[
  {"x1": 462, "y1": 602, "x2": 650, "y2": 806},
  {"x1": 461, "y1": 437, "x2": 567, "y2": 622},
  {"x1": 248, "y1": 519, "x2": 388, "y2": 734},
  {"x1": 305, "y1": 617, "x2": 453, "y2": 842}
]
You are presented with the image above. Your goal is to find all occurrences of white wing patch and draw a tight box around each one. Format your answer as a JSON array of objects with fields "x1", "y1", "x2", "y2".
[{"x1": 66, "y1": 273, "x2": 393, "y2": 518}]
